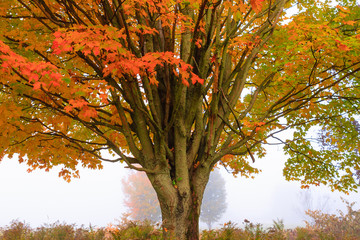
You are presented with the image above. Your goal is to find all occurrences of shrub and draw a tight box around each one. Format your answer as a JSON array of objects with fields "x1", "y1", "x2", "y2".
[
  {"x1": 0, "y1": 220, "x2": 105, "y2": 240},
  {"x1": 303, "y1": 199, "x2": 360, "y2": 240},
  {"x1": 201, "y1": 219, "x2": 289, "y2": 240},
  {"x1": 0, "y1": 220, "x2": 32, "y2": 240},
  {"x1": 201, "y1": 221, "x2": 248, "y2": 240},
  {"x1": 290, "y1": 199, "x2": 360, "y2": 240},
  {"x1": 267, "y1": 219, "x2": 287, "y2": 240},
  {"x1": 105, "y1": 214, "x2": 162, "y2": 240}
]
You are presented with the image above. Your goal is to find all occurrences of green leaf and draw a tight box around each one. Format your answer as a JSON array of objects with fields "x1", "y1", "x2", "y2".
[{"x1": 63, "y1": 78, "x2": 71, "y2": 84}]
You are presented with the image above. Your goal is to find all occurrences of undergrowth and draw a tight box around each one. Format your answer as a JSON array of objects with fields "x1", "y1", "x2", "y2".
[{"x1": 1, "y1": 200, "x2": 359, "y2": 240}]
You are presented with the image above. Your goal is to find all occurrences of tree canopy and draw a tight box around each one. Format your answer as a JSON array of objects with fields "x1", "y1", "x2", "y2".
[{"x1": 1, "y1": 0, "x2": 360, "y2": 238}]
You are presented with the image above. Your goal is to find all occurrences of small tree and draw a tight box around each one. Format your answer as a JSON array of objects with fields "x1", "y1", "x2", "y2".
[
  {"x1": 122, "y1": 169, "x2": 227, "y2": 228},
  {"x1": 200, "y1": 169, "x2": 227, "y2": 229},
  {"x1": 122, "y1": 171, "x2": 162, "y2": 222}
]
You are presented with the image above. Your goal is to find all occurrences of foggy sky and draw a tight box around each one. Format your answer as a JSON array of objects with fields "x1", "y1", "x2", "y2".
[{"x1": 0, "y1": 144, "x2": 359, "y2": 230}]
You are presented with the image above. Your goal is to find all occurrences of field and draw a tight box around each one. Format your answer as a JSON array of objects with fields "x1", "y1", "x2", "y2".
[{"x1": 1, "y1": 200, "x2": 359, "y2": 240}]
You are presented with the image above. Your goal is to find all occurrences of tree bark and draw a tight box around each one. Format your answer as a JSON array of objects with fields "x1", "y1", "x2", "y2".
[{"x1": 149, "y1": 167, "x2": 210, "y2": 240}]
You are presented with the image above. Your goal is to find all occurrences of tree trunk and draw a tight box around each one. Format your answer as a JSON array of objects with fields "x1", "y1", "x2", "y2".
[
  {"x1": 160, "y1": 197, "x2": 201, "y2": 240},
  {"x1": 149, "y1": 168, "x2": 210, "y2": 240}
]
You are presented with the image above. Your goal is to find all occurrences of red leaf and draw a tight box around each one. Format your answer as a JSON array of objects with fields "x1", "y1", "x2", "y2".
[
  {"x1": 210, "y1": 54, "x2": 217, "y2": 63},
  {"x1": 335, "y1": 40, "x2": 350, "y2": 51},
  {"x1": 69, "y1": 99, "x2": 88, "y2": 108},
  {"x1": 33, "y1": 81, "x2": 44, "y2": 90},
  {"x1": 53, "y1": 31, "x2": 63, "y2": 38},
  {"x1": 191, "y1": 73, "x2": 204, "y2": 85},
  {"x1": 82, "y1": 108, "x2": 98, "y2": 118},
  {"x1": 49, "y1": 80, "x2": 60, "y2": 87},
  {"x1": 250, "y1": 0, "x2": 265, "y2": 13}
]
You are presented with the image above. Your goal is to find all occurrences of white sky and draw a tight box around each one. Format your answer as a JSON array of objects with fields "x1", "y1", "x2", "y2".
[{"x1": 1, "y1": 141, "x2": 359, "y2": 230}]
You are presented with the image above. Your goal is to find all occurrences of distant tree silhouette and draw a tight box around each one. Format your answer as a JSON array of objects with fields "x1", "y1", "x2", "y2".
[
  {"x1": 122, "y1": 169, "x2": 227, "y2": 228},
  {"x1": 122, "y1": 172, "x2": 161, "y2": 222},
  {"x1": 200, "y1": 169, "x2": 227, "y2": 229},
  {"x1": 295, "y1": 189, "x2": 332, "y2": 223}
]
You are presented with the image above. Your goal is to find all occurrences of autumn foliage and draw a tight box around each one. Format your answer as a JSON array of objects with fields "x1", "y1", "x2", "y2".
[{"x1": 1, "y1": 0, "x2": 360, "y2": 238}]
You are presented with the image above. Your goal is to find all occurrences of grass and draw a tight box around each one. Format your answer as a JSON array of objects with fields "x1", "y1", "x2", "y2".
[{"x1": 1, "y1": 200, "x2": 359, "y2": 240}]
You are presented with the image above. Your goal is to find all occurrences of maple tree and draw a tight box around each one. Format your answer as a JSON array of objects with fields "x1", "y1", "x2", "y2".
[
  {"x1": 122, "y1": 169, "x2": 226, "y2": 229},
  {"x1": 0, "y1": 0, "x2": 360, "y2": 239}
]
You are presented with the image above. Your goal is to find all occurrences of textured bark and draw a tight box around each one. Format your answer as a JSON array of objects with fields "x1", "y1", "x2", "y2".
[{"x1": 149, "y1": 166, "x2": 210, "y2": 240}]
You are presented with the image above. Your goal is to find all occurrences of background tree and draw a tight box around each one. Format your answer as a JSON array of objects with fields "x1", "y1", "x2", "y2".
[
  {"x1": 122, "y1": 171, "x2": 162, "y2": 222},
  {"x1": 0, "y1": 0, "x2": 360, "y2": 239},
  {"x1": 295, "y1": 189, "x2": 332, "y2": 223},
  {"x1": 200, "y1": 169, "x2": 227, "y2": 230},
  {"x1": 123, "y1": 168, "x2": 226, "y2": 229}
]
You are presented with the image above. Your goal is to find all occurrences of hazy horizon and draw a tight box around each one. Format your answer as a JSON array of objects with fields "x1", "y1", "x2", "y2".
[{"x1": 1, "y1": 142, "x2": 359, "y2": 230}]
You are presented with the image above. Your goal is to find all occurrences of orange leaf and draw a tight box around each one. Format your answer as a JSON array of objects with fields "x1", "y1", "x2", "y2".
[
  {"x1": 250, "y1": 0, "x2": 265, "y2": 13},
  {"x1": 335, "y1": 40, "x2": 350, "y2": 51},
  {"x1": 33, "y1": 82, "x2": 45, "y2": 90}
]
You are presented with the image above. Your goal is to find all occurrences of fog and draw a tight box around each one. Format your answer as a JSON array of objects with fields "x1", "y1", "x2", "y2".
[
  {"x1": 1, "y1": 143, "x2": 359, "y2": 230},
  {"x1": 217, "y1": 145, "x2": 360, "y2": 228}
]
